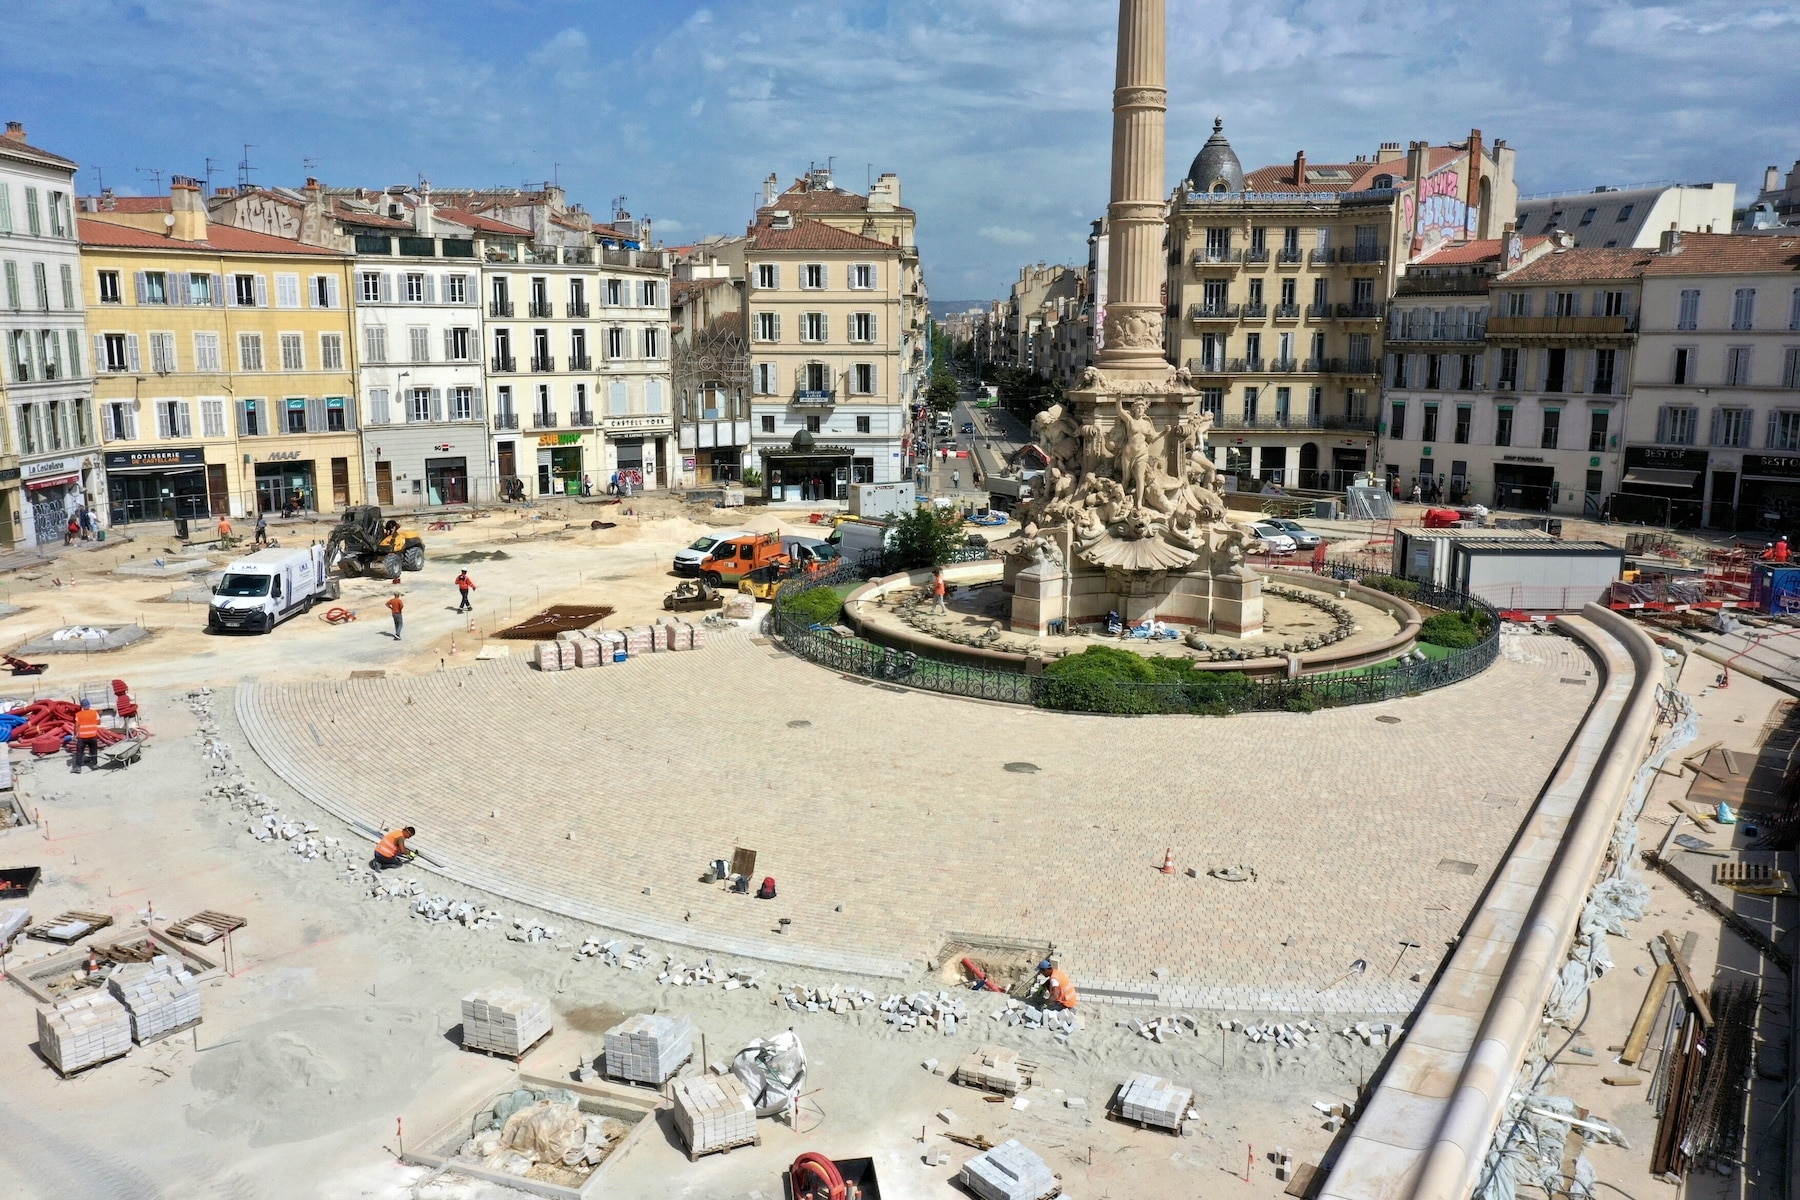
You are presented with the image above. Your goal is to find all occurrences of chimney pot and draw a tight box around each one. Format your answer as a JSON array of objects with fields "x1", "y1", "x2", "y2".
[{"x1": 2, "y1": 121, "x2": 23, "y2": 141}]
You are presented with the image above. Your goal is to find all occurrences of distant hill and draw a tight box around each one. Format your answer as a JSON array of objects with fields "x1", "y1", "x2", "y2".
[{"x1": 929, "y1": 300, "x2": 993, "y2": 320}]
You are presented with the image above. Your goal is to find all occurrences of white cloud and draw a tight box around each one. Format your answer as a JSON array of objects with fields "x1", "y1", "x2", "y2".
[{"x1": 978, "y1": 226, "x2": 1036, "y2": 246}]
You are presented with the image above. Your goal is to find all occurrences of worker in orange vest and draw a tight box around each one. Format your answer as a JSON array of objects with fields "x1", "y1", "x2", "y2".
[
  {"x1": 386, "y1": 591, "x2": 404, "y2": 639},
  {"x1": 374, "y1": 826, "x2": 416, "y2": 869},
  {"x1": 72, "y1": 700, "x2": 101, "y2": 772},
  {"x1": 1033, "y1": 959, "x2": 1078, "y2": 1010},
  {"x1": 931, "y1": 567, "x2": 947, "y2": 615}
]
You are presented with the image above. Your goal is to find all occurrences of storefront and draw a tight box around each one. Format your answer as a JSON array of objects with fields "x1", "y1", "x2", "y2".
[
  {"x1": 1493, "y1": 456, "x2": 1556, "y2": 512},
  {"x1": 535, "y1": 433, "x2": 584, "y2": 497},
  {"x1": 425, "y1": 457, "x2": 469, "y2": 505},
  {"x1": 106, "y1": 447, "x2": 215, "y2": 525},
  {"x1": 1733, "y1": 455, "x2": 1800, "y2": 534},
  {"x1": 605, "y1": 415, "x2": 673, "y2": 492},
  {"x1": 611, "y1": 437, "x2": 644, "y2": 493},
  {"x1": 761, "y1": 431, "x2": 852, "y2": 503},
  {"x1": 21, "y1": 455, "x2": 94, "y2": 545},
  {"x1": 255, "y1": 454, "x2": 317, "y2": 513},
  {"x1": 1613, "y1": 447, "x2": 1706, "y2": 529}
]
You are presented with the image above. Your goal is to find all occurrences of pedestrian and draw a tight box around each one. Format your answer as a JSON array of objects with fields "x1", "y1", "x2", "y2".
[
  {"x1": 931, "y1": 566, "x2": 947, "y2": 615},
  {"x1": 952, "y1": 470, "x2": 960, "y2": 489},
  {"x1": 77, "y1": 505, "x2": 93, "y2": 540},
  {"x1": 581, "y1": 474, "x2": 592, "y2": 497},
  {"x1": 73, "y1": 700, "x2": 101, "y2": 772},
  {"x1": 386, "y1": 591, "x2": 404, "y2": 639},
  {"x1": 455, "y1": 569, "x2": 476, "y2": 612},
  {"x1": 218, "y1": 515, "x2": 233, "y2": 542},
  {"x1": 1409, "y1": 480, "x2": 1421, "y2": 504},
  {"x1": 254, "y1": 513, "x2": 268, "y2": 547},
  {"x1": 64, "y1": 514, "x2": 78, "y2": 547}
]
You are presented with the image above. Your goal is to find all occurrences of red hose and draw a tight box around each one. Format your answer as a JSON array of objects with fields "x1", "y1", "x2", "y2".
[
  {"x1": 322, "y1": 607, "x2": 356, "y2": 624},
  {"x1": 791, "y1": 1153, "x2": 845, "y2": 1200}
]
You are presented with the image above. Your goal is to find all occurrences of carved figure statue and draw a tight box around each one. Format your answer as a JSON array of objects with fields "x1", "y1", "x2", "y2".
[{"x1": 1107, "y1": 398, "x2": 1160, "y2": 510}]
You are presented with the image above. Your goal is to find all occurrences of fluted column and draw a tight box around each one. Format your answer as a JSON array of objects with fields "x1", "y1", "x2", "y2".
[{"x1": 1098, "y1": 0, "x2": 1171, "y2": 374}]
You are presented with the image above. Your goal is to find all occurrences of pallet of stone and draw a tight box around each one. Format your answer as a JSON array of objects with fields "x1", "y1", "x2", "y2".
[
  {"x1": 573, "y1": 637, "x2": 606, "y2": 668},
  {"x1": 959, "y1": 1138, "x2": 1060, "y2": 1200},
  {"x1": 37, "y1": 992, "x2": 134, "y2": 1077},
  {"x1": 1114, "y1": 1071, "x2": 1191, "y2": 1132},
  {"x1": 26, "y1": 909, "x2": 112, "y2": 944},
  {"x1": 170, "y1": 910, "x2": 246, "y2": 946},
  {"x1": 460, "y1": 987, "x2": 554, "y2": 1058},
  {"x1": 107, "y1": 960, "x2": 202, "y2": 1044},
  {"x1": 602, "y1": 1012, "x2": 693, "y2": 1086},
  {"x1": 620, "y1": 626, "x2": 653, "y2": 656},
  {"x1": 954, "y1": 1045, "x2": 1037, "y2": 1096},
  {"x1": 531, "y1": 642, "x2": 564, "y2": 672},
  {"x1": 670, "y1": 1072, "x2": 760, "y2": 1160}
]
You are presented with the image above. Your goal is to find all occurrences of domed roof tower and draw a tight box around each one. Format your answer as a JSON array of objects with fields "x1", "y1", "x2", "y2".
[{"x1": 1185, "y1": 117, "x2": 1246, "y2": 193}]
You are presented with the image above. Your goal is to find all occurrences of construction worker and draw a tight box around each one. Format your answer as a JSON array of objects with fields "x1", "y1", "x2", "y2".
[
  {"x1": 931, "y1": 567, "x2": 948, "y2": 615},
  {"x1": 1033, "y1": 960, "x2": 1078, "y2": 1010},
  {"x1": 386, "y1": 591, "x2": 405, "y2": 640},
  {"x1": 254, "y1": 513, "x2": 268, "y2": 547},
  {"x1": 72, "y1": 700, "x2": 101, "y2": 772},
  {"x1": 218, "y1": 515, "x2": 232, "y2": 542},
  {"x1": 373, "y1": 826, "x2": 416, "y2": 869},
  {"x1": 455, "y1": 570, "x2": 476, "y2": 613},
  {"x1": 1766, "y1": 537, "x2": 1792, "y2": 563}
]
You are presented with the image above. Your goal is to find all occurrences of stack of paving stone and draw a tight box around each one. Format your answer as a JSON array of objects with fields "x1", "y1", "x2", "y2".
[
  {"x1": 531, "y1": 641, "x2": 577, "y2": 671},
  {"x1": 572, "y1": 636, "x2": 606, "y2": 668},
  {"x1": 620, "y1": 626, "x2": 653, "y2": 657},
  {"x1": 602, "y1": 1012, "x2": 693, "y2": 1085},
  {"x1": 670, "y1": 1072, "x2": 757, "y2": 1156},
  {"x1": 990, "y1": 998, "x2": 1082, "y2": 1040},
  {"x1": 1117, "y1": 1071, "x2": 1191, "y2": 1130},
  {"x1": 107, "y1": 959, "x2": 202, "y2": 1043},
  {"x1": 878, "y1": 990, "x2": 971, "y2": 1035},
  {"x1": 959, "y1": 1139, "x2": 1058, "y2": 1200},
  {"x1": 460, "y1": 987, "x2": 553, "y2": 1056},
  {"x1": 37, "y1": 993, "x2": 134, "y2": 1074},
  {"x1": 954, "y1": 1045, "x2": 1030, "y2": 1095}
]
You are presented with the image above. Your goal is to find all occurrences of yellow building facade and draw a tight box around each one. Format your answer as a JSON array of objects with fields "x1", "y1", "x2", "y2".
[{"x1": 80, "y1": 179, "x2": 361, "y2": 523}]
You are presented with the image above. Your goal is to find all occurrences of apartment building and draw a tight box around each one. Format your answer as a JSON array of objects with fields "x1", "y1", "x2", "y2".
[
  {"x1": 1513, "y1": 182, "x2": 1735, "y2": 249},
  {"x1": 1, "y1": 121, "x2": 94, "y2": 546},
  {"x1": 80, "y1": 178, "x2": 361, "y2": 522},
  {"x1": 207, "y1": 182, "x2": 504, "y2": 506},
  {"x1": 1168, "y1": 120, "x2": 1517, "y2": 490},
  {"x1": 742, "y1": 197, "x2": 906, "y2": 501},
  {"x1": 671, "y1": 240, "x2": 751, "y2": 485},
  {"x1": 1623, "y1": 232, "x2": 1800, "y2": 529}
]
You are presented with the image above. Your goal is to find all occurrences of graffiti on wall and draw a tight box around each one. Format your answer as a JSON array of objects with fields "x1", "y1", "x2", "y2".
[
  {"x1": 1409, "y1": 165, "x2": 1472, "y2": 257},
  {"x1": 226, "y1": 195, "x2": 301, "y2": 238}
]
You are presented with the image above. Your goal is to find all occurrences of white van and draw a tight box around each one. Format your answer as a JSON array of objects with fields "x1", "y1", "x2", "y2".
[
  {"x1": 674, "y1": 529, "x2": 755, "y2": 576},
  {"x1": 208, "y1": 545, "x2": 338, "y2": 634}
]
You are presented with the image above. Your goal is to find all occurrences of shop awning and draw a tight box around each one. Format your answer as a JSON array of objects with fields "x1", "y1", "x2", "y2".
[
  {"x1": 1622, "y1": 469, "x2": 1700, "y2": 489},
  {"x1": 24, "y1": 473, "x2": 78, "y2": 490}
]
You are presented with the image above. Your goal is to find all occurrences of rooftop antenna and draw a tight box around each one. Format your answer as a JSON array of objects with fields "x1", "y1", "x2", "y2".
[
  {"x1": 237, "y1": 144, "x2": 257, "y2": 189},
  {"x1": 203, "y1": 157, "x2": 220, "y2": 193},
  {"x1": 134, "y1": 167, "x2": 165, "y2": 193},
  {"x1": 553, "y1": 163, "x2": 561, "y2": 188},
  {"x1": 92, "y1": 166, "x2": 106, "y2": 193},
  {"x1": 302, "y1": 157, "x2": 320, "y2": 177}
]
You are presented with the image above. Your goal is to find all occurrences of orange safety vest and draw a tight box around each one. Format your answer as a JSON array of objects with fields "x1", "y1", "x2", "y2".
[
  {"x1": 386, "y1": 596, "x2": 404, "y2": 615},
  {"x1": 1046, "y1": 968, "x2": 1078, "y2": 1009},
  {"x1": 376, "y1": 829, "x2": 407, "y2": 858},
  {"x1": 74, "y1": 709, "x2": 101, "y2": 739},
  {"x1": 932, "y1": 575, "x2": 946, "y2": 597}
]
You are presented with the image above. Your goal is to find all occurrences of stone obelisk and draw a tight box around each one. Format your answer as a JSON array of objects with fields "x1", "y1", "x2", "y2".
[{"x1": 1097, "y1": 0, "x2": 1175, "y2": 378}]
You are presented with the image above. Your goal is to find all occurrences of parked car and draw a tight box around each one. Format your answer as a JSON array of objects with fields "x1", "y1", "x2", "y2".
[
  {"x1": 960, "y1": 421, "x2": 975, "y2": 434},
  {"x1": 1248, "y1": 522, "x2": 1298, "y2": 555},
  {"x1": 674, "y1": 529, "x2": 755, "y2": 576},
  {"x1": 1259, "y1": 518, "x2": 1321, "y2": 550},
  {"x1": 779, "y1": 535, "x2": 842, "y2": 568}
]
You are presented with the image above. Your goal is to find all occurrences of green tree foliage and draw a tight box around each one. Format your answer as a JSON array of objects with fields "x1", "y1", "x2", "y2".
[
  {"x1": 780, "y1": 585, "x2": 845, "y2": 627},
  {"x1": 1037, "y1": 645, "x2": 1253, "y2": 715},
  {"x1": 925, "y1": 369, "x2": 961, "y2": 413},
  {"x1": 888, "y1": 505, "x2": 967, "y2": 570}
]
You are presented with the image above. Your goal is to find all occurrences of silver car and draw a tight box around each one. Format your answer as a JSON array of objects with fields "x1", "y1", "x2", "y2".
[
  {"x1": 1249, "y1": 522, "x2": 1299, "y2": 555},
  {"x1": 1259, "y1": 518, "x2": 1321, "y2": 550}
]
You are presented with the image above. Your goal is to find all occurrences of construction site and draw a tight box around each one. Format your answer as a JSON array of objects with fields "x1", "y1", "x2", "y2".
[{"x1": 0, "y1": 483, "x2": 1792, "y2": 1200}]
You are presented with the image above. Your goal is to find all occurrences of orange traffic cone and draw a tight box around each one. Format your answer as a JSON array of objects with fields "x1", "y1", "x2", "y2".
[{"x1": 1159, "y1": 847, "x2": 1175, "y2": 875}]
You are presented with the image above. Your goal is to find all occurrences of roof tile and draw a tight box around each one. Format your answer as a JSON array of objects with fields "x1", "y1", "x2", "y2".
[
  {"x1": 78, "y1": 217, "x2": 346, "y2": 256},
  {"x1": 746, "y1": 217, "x2": 895, "y2": 253},
  {"x1": 1497, "y1": 246, "x2": 1656, "y2": 284},
  {"x1": 1641, "y1": 231, "x2": 1800, "y2": 275}
]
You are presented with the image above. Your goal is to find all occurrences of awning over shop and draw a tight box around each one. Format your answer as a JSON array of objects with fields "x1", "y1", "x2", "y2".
[
  {"x1": 24, "y1": 473, "x2": 78, "y2": 490},
  {"x1": 1622, "y1": 469, "x2": 1700, "y2": 489}
]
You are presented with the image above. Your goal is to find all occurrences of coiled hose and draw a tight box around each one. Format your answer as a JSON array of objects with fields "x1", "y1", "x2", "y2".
[{"x1": 791, "y1": 1152, "x2": 845, "y2": 1200}]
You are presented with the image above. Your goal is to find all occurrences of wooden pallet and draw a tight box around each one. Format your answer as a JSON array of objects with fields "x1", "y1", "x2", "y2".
[
  {"x1": 461, "y1": 1026, "x2": 552, "y2": 1064},
  {"x1": 26, "y1": 910, "x2": 113, "y2": 944},
  {"x1": 1714, "y1": 862, "x2": 1792, "y2": 895},
  {"x1": 683, "y1": 1131, "x2": 760, "y2": 1162},
  {"x1": 1107, "y1": 1105, "x2": 1185, "y2": 1136},
  {"x1": 47, "y1": 1047, "x2": 130, "y2": 1079},
  {"x1": 170, "y1": 911, "x2": 246, "y2": 945},
  {"x1": 137, "y1": 1016, "x2": 202, "y2": 1047}
]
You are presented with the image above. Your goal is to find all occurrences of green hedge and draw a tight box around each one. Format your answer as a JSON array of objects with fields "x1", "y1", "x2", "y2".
[
  {"x1": 1358, "y1": 574, "x2": 1420, "y2": 600},
  {"x1": 1038, "y1": 645, "x2": 1253, "y2": 715},
  {"x1": 1418, "y1": 608, "x2": 1490, "y2": 649},
  {"x1": 781, "y1": 587, "x2": 845, "y2": 627}
]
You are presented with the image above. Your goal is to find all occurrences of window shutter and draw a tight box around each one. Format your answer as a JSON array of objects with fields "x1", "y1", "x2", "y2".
[
  {"x1": 422, "y1": 274, "x2": 435, "y2": 304},
  {"x1": 1591, "y1": 291, "x2": 1604, "y2": 318},
  {"x1": 309, "y1": 397, "x2": 327, "y2": 431},
  {"x1": 326, "y1": 275, "x2": 341, "y2": 308},
  {"x1": 1708, "y1": 408, "x2": 1722, "y2": 447},
  {"x1": 133, "y1": 271, "x2": 146, "y2": 303},
  {"x1": 211, "y1": 273, "x2": 225, "y2": 305},
  {"x1": 1655, "y1": 407, "x2": 1669, "y2": 443},
  {"x1": 1741, "y1": 409, "x2": 1755, "y2": 449},
  {"x1": 379, "y1": 273, "x2": 393, "y2": 303},
  {"x1": 126, "y1": 334, "x2": 141, "y2": 371},
  {"x1": 125, "y1": 401, "x2": 138, "y2": 440},
  {"x1": 156, "y1": 403, "x2": 171, "y2": 439},
  {"x1": 472, "y1": 387, "x2": 485, "y2": 420},
  {"x1": 253, "y1": 275, "x2": 268, "y2": 307},
  {"x1": 443, "y1": 328, "x2": 454, "y2": 360},
  {"x1": 224, "y1": 276, "x2": 238, "y2": 307},
  {"x1": 92, "y1": 333, "x2": 104, "y2": 369},
  {"x1": 1769, "y1": 411, "x2": 1780, "y2": 448},
  {"x1": 430, "y1": 388, "x2": 443, "y2": 422},
  {"x1": 177, "y1": 402, "x2": 192, "y2": 438},
  {"x1": 236, "y1": 401, "x2": 248, "y2": 437},
  {"x1": 1569, "y1": 350, "x2": 1586, "y2": 392}
]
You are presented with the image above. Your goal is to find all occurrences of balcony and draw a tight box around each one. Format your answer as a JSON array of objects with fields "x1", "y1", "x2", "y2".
[
  {"x1": 492, "y1": 354, "x2": 516, "y2": 372},
  {"x1": 1305, "y1": 303, "x2": 1335, "y2": 321},
  {"x1": 1338, "y1": 303, "x2": 1385, "y2": 321},
  {"x1": 1190, "y1": 249, "x2": 1245, "y2": 272},
  {"x1": 1486, "y1": 315, "x2": 1636, "y2": 341},
  {"x1": 493, "y1": 412, "x2": 519, "y2": 430},
  {"x1": 1187, "y1": 358, "x2": 1232, "y2": 376},
  {"x1": 566, "y1": 302, "x2": 590, "y2": 318},
  {"x1": 528, "y1": 301, "x2": 554, "y2": 318},
  {"x1": 1341, "y1": 246, "x2": 1388, "y2": 264},
  {"x1": 793, "y1": 388, "x2": 836, "y2": 406},
  {"x1": 568, "y1": 354, "x2": 592, "y2": 371},
  {"x1": 570, "y1": 409, "x2": 595, "y2": 426},
  {"x1": 1213, "y1": 413, "x2": 1377, "y2": 433},
  {"x1": 1188, "y1": 302, "x2": 1241, "y2": 322},
  {"x1": 490, "y1": 300, "x2": 514, "y2": 318},
  {"x1": 531, "y1": 411, "x2": 558, "y2": 429},
  {"x1": 1385, "y1": 320, "x2": 1487, "y2": 345},
  {"x1": 563, "y1": 248, "x2": 594, "y2": 266},
  {"x1": 1273, "y1": 303, "x2": 1301, "y2": 320},
  {"x1": 1241, "y1": 302, "x2": 1267, "y2": 319},
  {"x1": 526, "y1": 247, "x2": 559, "y2": 265},
  {"x1": 1270, "y1": 358, "x2": 1299, "y2": 373},
  {"x1": 531, "y1": 355, "x2": 556, "y2": 372},
  {"x1": 1275, "y1": 248, "x2": 1304, "y2": 268},
  {"x1": 1228, "y1": 357, "x2": 1265, "y2": 373},
  {"x1": 1307, "y1": 357, "x2": 1379, "y2": 376}
]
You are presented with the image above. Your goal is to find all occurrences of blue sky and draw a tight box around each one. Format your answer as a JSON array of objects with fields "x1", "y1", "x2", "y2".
[{"x1": 3, "y1": 0, "x2": 1796, "y2": 301}]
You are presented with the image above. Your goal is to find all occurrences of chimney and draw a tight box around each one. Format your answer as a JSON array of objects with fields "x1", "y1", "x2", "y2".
[
  {"x1": 1766, "y1": 165, "x2": 1781, "y2": 194},
  {"x1": 2, "y1": 121, "x2": 23, "y2": 142},
  {"x1": 1406, "y1": 140, "x2": 1428, "y2": 182},
  {"x1": 415, "y1": 179, "x2": 435, "y2": 236},
  {"x1": 762, "y1": 173, "x2": 779, "y2": 208},
  {"x1": 1659, "y1": 224, "x2": 1683, "y2": 254},
  {"x1": 1376, "y1": 141, "x2": 1404, "y2": 164},
  {"x1": 1293, "y1": 150, "x2": 1307, "y2": 185},
  {"x1": 1465, "y1": 128, "x2": 1484, "y2": 203},
  {"x1": 169, "y1": 176, "x2": 207, "y2": 241}
]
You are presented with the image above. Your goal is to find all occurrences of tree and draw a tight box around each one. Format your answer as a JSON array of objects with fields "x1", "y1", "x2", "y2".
[
  {"x1": 888, "y1": 505, "x2": 966, "y2": 570},
  {"x1": 925, "y1": 369, "x2": 960, "y2": 413}
]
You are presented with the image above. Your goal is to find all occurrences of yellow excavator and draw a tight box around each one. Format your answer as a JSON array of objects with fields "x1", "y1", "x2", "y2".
[{"x1": 325, "y1": 506, "x2": 425, "y2": 580}]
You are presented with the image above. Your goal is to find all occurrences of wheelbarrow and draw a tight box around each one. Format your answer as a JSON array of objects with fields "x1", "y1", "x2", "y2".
[{"x1": 99, "y1": 739, "x2": 144, "y2": 769}]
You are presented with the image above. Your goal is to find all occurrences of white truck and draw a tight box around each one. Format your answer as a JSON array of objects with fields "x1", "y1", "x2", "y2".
[{"x1": 207, "y1": 545, "x2": 338, "y2": 634}]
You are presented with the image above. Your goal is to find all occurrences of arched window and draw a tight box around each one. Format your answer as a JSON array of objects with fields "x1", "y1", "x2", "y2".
[
  {"x1": 1211, "y1": 182, "x2": 1227, "y2": 194},
  {"x1": 1372, "y1": 174, "x2": 1394, "y2": 190}
]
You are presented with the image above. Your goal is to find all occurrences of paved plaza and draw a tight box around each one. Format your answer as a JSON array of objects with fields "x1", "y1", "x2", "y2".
[{"x1": 239, "y1": 628, "x2": 1598, "y2": 1012}]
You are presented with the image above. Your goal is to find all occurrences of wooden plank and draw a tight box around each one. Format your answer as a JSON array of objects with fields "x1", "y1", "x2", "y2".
[
  {"x1": 1620, "y1": 966, "x2": 1674, "y2": 1065},
  {"x1": 1721, "y1": 748, "x2": 1743, "y2": 776},
  {"x1": 1660, "y1": 930, "x2": 1714, "y2": 1031},
  {"x1": 1285, "y1": 1163, "x2": 1322, "y2": 1199}
]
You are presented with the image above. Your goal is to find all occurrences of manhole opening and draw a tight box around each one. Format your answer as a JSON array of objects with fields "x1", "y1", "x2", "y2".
[
  {"x1": 1004, "y1": 761, "x2": 1041, "y2": 774},
  {"x1": 1437, "y1": 859, "x2": 1480, "y2": 875},
  {"x1": 1375, "y1": 715, "x2": 1402, "y2": 725},
  {"x1": 787, "y1": 719, "x2": 812, "y2": 728},
  {"x1": 933, "y1": 934, "x2": 1053, "y2": 996},
  {"x1": 493, "y1": 604, "x2": 616, "y2": 640}
]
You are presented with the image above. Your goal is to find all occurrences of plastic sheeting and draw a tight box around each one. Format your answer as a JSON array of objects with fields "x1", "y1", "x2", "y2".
[
  {"x1": 1476, "y1": 1086, "x2": 1627, "y2": 1200},
  {"x1": 732, "y1": 1029, "x2": 807, "y2": 1118}
]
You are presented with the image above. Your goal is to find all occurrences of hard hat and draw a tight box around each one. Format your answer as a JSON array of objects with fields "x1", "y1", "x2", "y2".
[{"x1": 1038, "y1": 960, "x2": 1054, "y2": 971}]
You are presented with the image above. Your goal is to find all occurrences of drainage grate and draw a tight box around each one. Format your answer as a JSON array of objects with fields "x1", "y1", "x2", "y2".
[
  {"x1": 493, "y1": 604, "x2": 615, "y2": 640},
  {"x1": 1560, "y1": 677, "x2": 1589, "y2": 685},
  {"x1": 1437, "y1": 858, "x2": 1480, "y2": 875},
  {"x1": 1375, "y1": 715, "x2": 1402, "y2": 725},
  {"x1": 1004, "y1": 762, "x2": 1041, "y2": 774}
]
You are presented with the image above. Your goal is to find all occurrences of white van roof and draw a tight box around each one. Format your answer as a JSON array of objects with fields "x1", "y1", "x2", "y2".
[{"x1": 224, "y1": 547, "x2": 315, "y2": 572}]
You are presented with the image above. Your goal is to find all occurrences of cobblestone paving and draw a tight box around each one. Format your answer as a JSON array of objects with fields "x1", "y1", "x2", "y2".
[{"x1": 237, "y1": 629, "x2": 1596, "y2": 1013}]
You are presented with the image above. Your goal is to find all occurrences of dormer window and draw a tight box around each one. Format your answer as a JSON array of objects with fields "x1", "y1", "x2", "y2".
[{"x1": 1372, "y1": 174, "x2": 1394, "y2": 190}]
